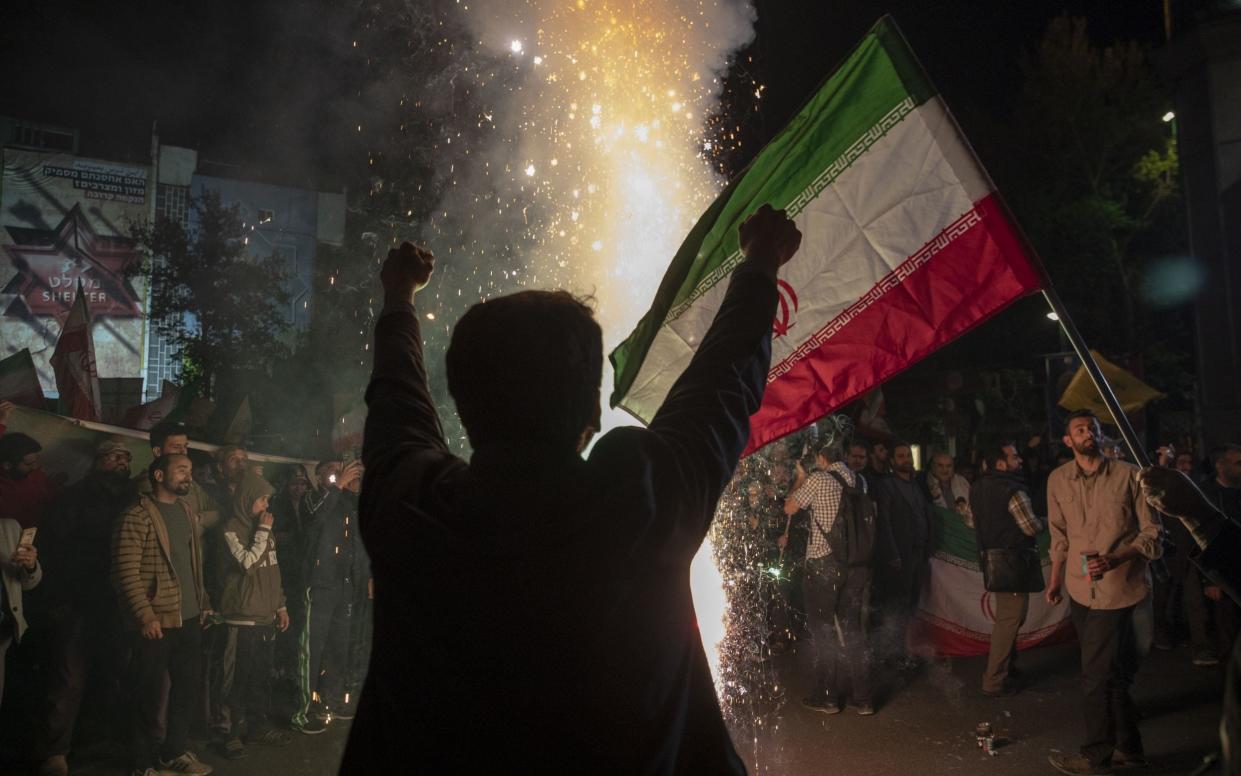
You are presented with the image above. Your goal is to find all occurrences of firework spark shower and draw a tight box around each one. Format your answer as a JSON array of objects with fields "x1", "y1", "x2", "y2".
[
  {"x1": 445, "y1": 0, "x2": 757, "y2": 684},
  {"x1": 457, "y1": 0, "x2": 755, "y2": 356}
]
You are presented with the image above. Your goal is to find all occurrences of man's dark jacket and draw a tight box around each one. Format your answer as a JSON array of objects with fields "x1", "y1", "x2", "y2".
[
  {"x1": 40, "y1": 470, "x2": 131, "y2": 614},
  {"x1": 341, "y1": 259, "x2": 778, "y2": 774},
  {"x1": 970, "y1": 471, "x2": 1033, "y2": 553},
  {"x1": 875, "y1": 474, "x2": 936, "y2": 565},
  {"x1": 301, "y1": 489, "x2": 369, "y2": 592}
]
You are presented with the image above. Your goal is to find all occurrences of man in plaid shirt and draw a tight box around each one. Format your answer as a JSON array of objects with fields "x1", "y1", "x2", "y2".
[{"x1": 780, "y1": 443, "x2": 876, "y2": 715}]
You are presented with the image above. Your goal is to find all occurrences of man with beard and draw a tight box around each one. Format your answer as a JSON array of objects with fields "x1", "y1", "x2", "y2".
[
  {"x1": 927, "y1": 451, "x2": 970, "y2": 518},
  {"x1": 208, "y1": 447, "x2": 249, "y2": 509},
  {"x1": 113, "y1": 454, "x2": 214, "y2": 776},
  {"x1": 134, "y1": 422, "x2": 220, "y2": 529},
  {"x1": 1046, "y1": 410, "x2": 1162, "y2": 776},
  {"x1": 36, "y1": 439, "x2": 134, "y2": 776},
  {"x1": 861, "y1": 440, "x2": 891, "y2": 484},
  {"x1": 874, "y1": 442, "x2": 935, "y2": 671},
  {"x1": 1194, "y1": 443, "x2": 1241, "y2": 666},
  {"x1": 970, "y1": 441, "x2": 1043, "y2": 698}
]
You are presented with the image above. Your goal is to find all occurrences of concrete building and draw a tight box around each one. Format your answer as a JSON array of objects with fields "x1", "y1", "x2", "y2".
[{"x1": 1160, "y1": 6, "x2": 1241, "y2": 451}]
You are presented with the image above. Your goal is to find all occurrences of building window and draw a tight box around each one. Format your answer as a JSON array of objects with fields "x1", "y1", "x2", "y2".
[{"x1": 257, "y1": 208, "x2": 275, "y2": 224}]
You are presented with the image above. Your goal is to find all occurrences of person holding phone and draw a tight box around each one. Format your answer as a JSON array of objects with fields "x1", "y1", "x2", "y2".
[{"x1": 0, "y1": 516, "x2": 40, "y2": 707}]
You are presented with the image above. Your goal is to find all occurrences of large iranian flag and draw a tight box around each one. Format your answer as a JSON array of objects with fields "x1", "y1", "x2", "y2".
[
  {"x1": 610, "y1": 17, "x2": 1043, "y2": 452},
  {"x1": 913, "y1": 506, "x2": 1073, "y2": 657}
]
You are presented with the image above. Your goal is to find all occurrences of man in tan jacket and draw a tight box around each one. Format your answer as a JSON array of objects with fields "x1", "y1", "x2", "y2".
[
  {"x1": 1045, "y1": 410, "x2": 1162, "y2": 776},
  {"x1": 112, "y1": 454, "x2": 213, "y2": 776}
]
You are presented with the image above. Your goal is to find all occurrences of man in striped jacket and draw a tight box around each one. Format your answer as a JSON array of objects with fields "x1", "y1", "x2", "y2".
[{"x1": 112, "y1": 454, "x2": 213, "y2": 776}]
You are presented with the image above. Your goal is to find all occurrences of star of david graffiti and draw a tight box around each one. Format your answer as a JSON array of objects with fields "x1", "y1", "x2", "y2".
[{"x1": 2, "y1": 204, "x2": 143, "y2": 319}]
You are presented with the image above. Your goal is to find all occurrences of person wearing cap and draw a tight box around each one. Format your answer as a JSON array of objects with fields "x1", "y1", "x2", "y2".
[
  {"x1": 35, "y1": 437, "x2": 133, "y2": 776},
  {"x1": 209, "y1": 472, "x2": 291, "y2": 758}
]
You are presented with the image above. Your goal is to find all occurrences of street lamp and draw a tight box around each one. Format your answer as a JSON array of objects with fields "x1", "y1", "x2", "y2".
[{"x1": 1162, "y1": 110, "x2": 1176, "y2": 123}]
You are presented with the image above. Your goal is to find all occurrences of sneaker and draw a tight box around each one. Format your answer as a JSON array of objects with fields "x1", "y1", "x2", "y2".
[
  {"x1": 39, "y1": 755, "x2": 69, "y2": 776},
  {"x1": 1048, "y1": 754, "x2": 1112, "y2": 775},
  {"x1": 1192, "y1": 650, "x2": 1220, "y2": 667},
  {"x1": 1111, "y1": 750, "x2": 1148, "y2": 769},
  {"x1": 159, "y1": 751, "x2": 214, "y2": 775},
  {"x1": 216, "y1": 738, "x2": 246, "y2": 760},
  {"x1": 246, "y1": 728, "x2": 293, "y2": 747},
  {"x1": 854, "y1": 703, "x2": 876, "y2": 716},
  {"x1": 293, "y1": 715, "x2": 330, "y2": 735},
  {"x1": 801, "y1": 695, "x2": 842, "y2": 715},
  {"x1": 331, "y1": 705, "x2": 356, "y2": 721}
]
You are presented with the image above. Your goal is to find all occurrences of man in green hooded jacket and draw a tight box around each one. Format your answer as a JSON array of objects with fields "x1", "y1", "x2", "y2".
[{"x1": 209, "y1": 473, "x2": 291, "y2": 758}]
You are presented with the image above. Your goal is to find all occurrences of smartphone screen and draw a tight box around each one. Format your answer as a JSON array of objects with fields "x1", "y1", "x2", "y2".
[{"x1": 19, "y1": 526, "x2": 37, "y2": 547}]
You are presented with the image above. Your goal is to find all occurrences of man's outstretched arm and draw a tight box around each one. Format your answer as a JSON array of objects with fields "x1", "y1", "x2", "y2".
[
  {"x1": 360, "y1": 244, "x2": 455, "y2": 564},
  {"x1": 642, "y1": 206, "x2": 801, "y2": 544},
  {"x1": 363, "y1": 243, "x2": 447, "y2": 466}
]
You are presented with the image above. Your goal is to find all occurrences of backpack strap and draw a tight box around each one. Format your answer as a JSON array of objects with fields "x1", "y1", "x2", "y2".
[{"x1": 810, "y1": 470, "x2": 850, "y2": 549}]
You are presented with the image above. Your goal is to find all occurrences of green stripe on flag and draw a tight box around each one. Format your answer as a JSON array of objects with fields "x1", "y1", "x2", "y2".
[
  {"x1": 933, "y1": 504, "x2": 1052, "y2": 570},
  {"x1": 610, "y1": 16, "x2": 936, "y2": 409}
]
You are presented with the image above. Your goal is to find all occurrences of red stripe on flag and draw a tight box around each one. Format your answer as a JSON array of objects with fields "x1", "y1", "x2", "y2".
[
  {"x1": 743, "y1": 193, "x2": 1041, "y2": 455},
  {"x1": 911, "y1": 613, "x2": 1076, "y2": 658}
]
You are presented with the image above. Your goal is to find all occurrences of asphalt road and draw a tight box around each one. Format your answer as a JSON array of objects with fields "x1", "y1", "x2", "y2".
[{"x1": 10, "y1": 641, "x2": 1224, "y2": 775}]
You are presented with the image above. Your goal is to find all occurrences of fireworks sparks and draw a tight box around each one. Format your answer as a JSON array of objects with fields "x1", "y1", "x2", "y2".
[
  {"x1": 448, "y1": 0, "x2": 756, "y2": 700},
  {"x1": 356, "y1": 0, "x2": 763, "y2": 732}
]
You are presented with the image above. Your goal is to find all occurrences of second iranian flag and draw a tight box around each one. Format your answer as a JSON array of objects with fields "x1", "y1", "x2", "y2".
[{"x1": 611, "y1": 17, "x2": 1043, "y2": 451}]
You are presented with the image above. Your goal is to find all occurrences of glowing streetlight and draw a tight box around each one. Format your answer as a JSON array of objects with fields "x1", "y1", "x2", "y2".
[
  {"x1": 1162, "y1": 111, "x2": 1176, "y2": 123},
  {"x1": 1046, "y1": 311, "x2": 1060, "y2": 321}
]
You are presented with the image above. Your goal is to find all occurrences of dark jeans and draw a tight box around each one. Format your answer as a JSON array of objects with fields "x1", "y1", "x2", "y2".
[
  {"x1": 803, "y1": 556, "x2": 872, "y2": 705},
  {"x1": 211, "y1": 624, "x2": 277, "y2": 739},
  {"x1": 293, "y1": 585, "x2": 354, "y2": 724},
  {"x1": 39, "y1": 608, "x2": 128, "y2": 758},
  {"x1": 132, "y1": 624, "x2": 202, "y2": 770},
  {"x1": 875, "y1": 553, "x2": 926, "y2": 662},
  {"x1": 1070, "y1": 601, "x2": 1143, "y2": 765},
  {"x1": 346, "y1": 590, "x2": 372, "y2": 704},
  {"x1": 1154, "y1": 561, "x2": 1212, "y2": 649}
]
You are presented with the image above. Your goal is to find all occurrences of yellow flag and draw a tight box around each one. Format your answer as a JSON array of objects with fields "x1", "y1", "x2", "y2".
[{"x1": 1058, "y1": 350, "x2": 1164, "y2": 424}]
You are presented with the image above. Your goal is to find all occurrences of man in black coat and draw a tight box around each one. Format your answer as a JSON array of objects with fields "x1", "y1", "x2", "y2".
[
  {"x1": 969, "y1": 441, "x2": 1044, "y2": 697},
  {"x1": 343, "y1": 206, "x2": 801, "y2": 774},
  {"x1": 874, "y1": 441, "x2": 936, "y2": 668},
  {"x1": 36, "y1": 439, "x2": 134, "y2": 776}
]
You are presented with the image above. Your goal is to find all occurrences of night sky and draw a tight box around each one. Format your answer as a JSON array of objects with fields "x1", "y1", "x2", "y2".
[{"x1": 1, "y1": 1, "x2": 1167, "y2": 189}]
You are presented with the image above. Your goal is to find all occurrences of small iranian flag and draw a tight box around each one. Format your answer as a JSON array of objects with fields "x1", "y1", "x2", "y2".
[
  {"x1": 0, "y1": 349, "x2": 46, "y2": 409},
  {"x1": 611, "y1": 17, "x2": 1043, "y2": 452},
  {"x1": 50, "y1": 280, "x2": 103, "y2": 422}
]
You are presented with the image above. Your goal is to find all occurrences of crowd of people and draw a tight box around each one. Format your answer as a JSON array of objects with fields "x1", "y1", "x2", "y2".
[
  {"x1": 0, "y1": 400, "x2": 373, "y2": 776},
  {"x1": 718, "y1": 409, "x2": 1241, "y2": 774}
]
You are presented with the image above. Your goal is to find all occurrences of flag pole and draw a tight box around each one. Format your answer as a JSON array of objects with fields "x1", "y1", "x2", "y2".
[{"x1": 1040, "y1": 286, "x2": 1150, "y2": 467}]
